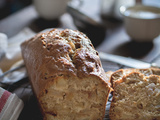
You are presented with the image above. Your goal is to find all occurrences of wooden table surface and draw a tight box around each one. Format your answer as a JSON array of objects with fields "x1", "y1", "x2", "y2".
[{"x1": 0, "y1": 2, "x2": 160, "y2": 120}]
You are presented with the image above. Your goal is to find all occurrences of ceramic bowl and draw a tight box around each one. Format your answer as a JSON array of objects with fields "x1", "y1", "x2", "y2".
[
  {"x1": 120, "y1": 5, "x2": 160, "y2": 42},
  {"x1": 33, "y1": 0, "x2": 70, "y2": 20}
]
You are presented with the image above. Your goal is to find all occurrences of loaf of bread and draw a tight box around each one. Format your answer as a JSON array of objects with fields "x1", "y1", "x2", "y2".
[
  {"x1": 109, "y1": 68, "x2": 160, "y2": 120},
  {"x1": 21, "y1": 29, "x2": 111, "y2": 120}
]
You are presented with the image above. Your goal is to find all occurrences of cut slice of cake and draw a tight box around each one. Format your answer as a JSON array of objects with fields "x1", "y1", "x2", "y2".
[{"x1": 110, "y1": 72, "x2": 160, "y2": 120}]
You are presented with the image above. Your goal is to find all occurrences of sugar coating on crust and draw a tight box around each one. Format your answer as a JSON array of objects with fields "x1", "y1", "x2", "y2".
[{"x1": 109, "y1": 72, "x2": 160, "y2": 120}]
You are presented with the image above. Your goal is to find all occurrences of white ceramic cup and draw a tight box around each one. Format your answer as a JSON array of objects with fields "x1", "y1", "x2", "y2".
[
  {"x1": 120, "y1": 5, "x2": 160, "y2": 42},
  {"x1": 33, "y1": 0, "x2": 71, "y2": 20}
]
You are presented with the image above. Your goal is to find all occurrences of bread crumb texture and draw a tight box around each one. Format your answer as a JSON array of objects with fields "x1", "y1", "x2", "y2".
[
  {"x1": 21, "y1": 29, "x2": 111, "y2": 120},
  {"x1": 110, "y1": 70, "x2": 160, "y2": 120},
  {"x1": 40, "y1": 75, "x2": 109, "y2": 120}
]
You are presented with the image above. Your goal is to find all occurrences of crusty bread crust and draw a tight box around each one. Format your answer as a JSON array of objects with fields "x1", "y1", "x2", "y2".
[
  {"x1": 110, "y1": 68, "x2": 160, "y2": 88},
  {"x1": 21, "y1": 29, "x2": 111, "y2": 120}
]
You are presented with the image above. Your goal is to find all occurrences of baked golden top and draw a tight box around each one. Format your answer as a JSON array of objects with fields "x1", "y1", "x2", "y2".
[{"x1": 21, "y1": 29, "x2": 110, "y2": 95}]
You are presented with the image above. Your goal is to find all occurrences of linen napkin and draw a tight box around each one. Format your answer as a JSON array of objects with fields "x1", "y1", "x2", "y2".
[
  {"x1": 0, "y1": 28, "x2": 35, "y2": 84},
  {"x1": 0, "y1": 87, "x2": 24, "y2": 120}
]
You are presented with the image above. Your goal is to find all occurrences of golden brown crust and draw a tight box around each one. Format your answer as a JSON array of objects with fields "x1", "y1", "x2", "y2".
[
  {"x1": 21, "y1": 29, "x2": 111, "y2": 120},
  {"x1": 21, "y1": 29, "x2": 110, "y2": 96},
  {"x1": 110, "y1": 68, "x2": 160, "y2": 88}
]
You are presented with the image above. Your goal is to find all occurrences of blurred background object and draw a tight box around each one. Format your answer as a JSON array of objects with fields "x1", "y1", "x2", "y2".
[
  {"x1": 0, "y1": 0, "x2": 32, "y2": 20},
  {"x1": 33, "y1": 0, "x2": 70, "y2": 20},
  {"x1": 0, "y1": 33, "x2": 8, "y2": 60},
  {"x1": 30, "y1": 0, "x2": 72, "y2": 35},
  {"x1": 120, "y1": 5, "x2": 160, "y2": 42},
  {"x1": 67, "y1": 0, "x2": 106, "y2": 47},
  {"x1": 143, "y1": 0, "x2": 160, "y2": 7},
  {"x1": 100, "y1": 0, "x2": 135, "y2": 20},
  {"x1": 100, "y1": 0, "x2": 160, "y2": 21}
]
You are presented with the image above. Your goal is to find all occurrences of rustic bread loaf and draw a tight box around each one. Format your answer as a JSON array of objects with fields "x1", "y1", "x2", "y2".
[
  {"x1": 109, "y1": 68, "x2": 160, "y2": 120},
  {"x1": 21, "y1": 29, "x2": 111, "y2": 120}
]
